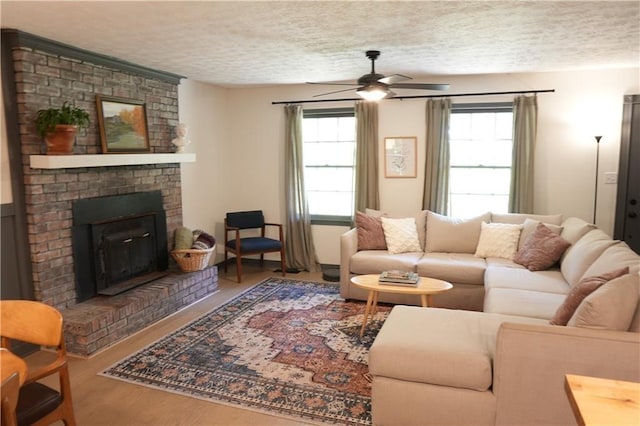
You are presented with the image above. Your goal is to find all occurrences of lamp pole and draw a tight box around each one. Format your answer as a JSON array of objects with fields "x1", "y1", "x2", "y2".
[{"x1": 593, "y1": 136, "x2": 602, "y2": 225}]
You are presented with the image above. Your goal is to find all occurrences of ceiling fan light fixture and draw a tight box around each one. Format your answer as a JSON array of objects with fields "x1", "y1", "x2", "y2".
[{"x1": 356, "y1": 84, "x2": 392, "y2": 101}]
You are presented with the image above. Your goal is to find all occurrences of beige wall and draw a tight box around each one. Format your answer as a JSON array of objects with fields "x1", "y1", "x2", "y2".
[
  {"x1": 179, "y1": 67, "x2": 640, "y2": 265},
  {"x1": 1, "y1": 81, "x2": 13, "y2": 204}
]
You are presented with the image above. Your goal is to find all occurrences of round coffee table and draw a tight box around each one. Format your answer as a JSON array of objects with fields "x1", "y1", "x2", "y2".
[{"x1": 351, "y1": 274, "x2": 453, "y2": 337}]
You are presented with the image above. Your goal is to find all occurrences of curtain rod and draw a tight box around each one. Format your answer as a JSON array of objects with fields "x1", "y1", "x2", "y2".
[{"x1": 271, "y1": 89, "x2": 555, "y2": 105}]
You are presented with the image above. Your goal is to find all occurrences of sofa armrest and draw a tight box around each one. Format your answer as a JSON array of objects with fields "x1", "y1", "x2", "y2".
[
  {"x1": 493, "y1": 322, "x2": 640, "y2": 426},
  {"x1": 340, "y1": 227, "x2": 358, "y2": 299}
]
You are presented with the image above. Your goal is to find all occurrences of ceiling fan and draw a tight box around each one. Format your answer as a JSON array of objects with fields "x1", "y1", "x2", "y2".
[{"x1": 308, "y1": 50, "x2": 450, "y2": 101}]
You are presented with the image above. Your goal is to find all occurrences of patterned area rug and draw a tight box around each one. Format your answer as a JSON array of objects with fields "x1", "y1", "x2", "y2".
[{"x1": 101, "y1": 278, "x2": 390, "y2": 425}]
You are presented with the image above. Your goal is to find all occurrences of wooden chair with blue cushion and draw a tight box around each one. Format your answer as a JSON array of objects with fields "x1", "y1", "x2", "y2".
[{"x1": 224, "y1": 210, "x2": 286, "y2": 283}]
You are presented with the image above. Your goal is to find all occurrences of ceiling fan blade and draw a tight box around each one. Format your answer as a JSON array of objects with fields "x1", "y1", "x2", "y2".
[
  {"x1": 306, "y1": 81, "x2": 358, "y2": 87},
  {"x1": 313, "y1": 87, "x2": 359, "y2": 97},
  {"x1": 378, "y1": 74, "x2": 412, "y2": 84},
  {"x1": 389, "y1": 83, "x2": 450, "y2": 91}
]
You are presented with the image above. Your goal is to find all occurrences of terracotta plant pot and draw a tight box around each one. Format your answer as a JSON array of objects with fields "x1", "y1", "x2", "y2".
[{"x1": 44, "y1": 124, "x2": 78, "y2": 155}]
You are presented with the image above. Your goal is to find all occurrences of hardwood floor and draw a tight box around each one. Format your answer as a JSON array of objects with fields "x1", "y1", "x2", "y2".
[{"x1": 30, "y1": 265, "x2": 326, "y2": 425}]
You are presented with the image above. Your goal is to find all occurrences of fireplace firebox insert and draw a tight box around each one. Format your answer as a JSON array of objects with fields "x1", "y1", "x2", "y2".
[{"x1": 72, "y1": 191, "x2": 169, "y2": 302}]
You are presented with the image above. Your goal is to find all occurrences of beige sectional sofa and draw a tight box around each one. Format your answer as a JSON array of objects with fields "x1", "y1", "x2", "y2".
[{"x1": 339, "y1": 210, "x2": 640, "y2": 425}]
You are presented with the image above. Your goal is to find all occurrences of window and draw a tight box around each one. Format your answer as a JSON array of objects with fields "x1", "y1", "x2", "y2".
[
  {"x1": 302, "y1": 108, "x2": 356, "y2": 224},
  {"x1": 448, "y1": 103, "x2": 514, "y2": 218}
]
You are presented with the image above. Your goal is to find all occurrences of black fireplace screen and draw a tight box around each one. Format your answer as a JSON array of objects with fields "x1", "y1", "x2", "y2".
[
  {"x1": 96, "y1": 215, "x2": 157, "y2": 289},
  {"x1": 72, "y1": 191, "x2": 168, "y2": 302}
]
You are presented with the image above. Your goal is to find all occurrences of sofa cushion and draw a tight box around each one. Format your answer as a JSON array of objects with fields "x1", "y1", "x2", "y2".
[
  {"x1": 425, "y1": 211, "x2": 491, "y2": 254},
  {"x1": 580, "y1": 241, "x2": 640, "y2": 279},
  {"x1": 491, "y1": 213, "x2": 562, "y2": 226},
  {"x1": 561, "y1": 230, "x2": 617, "y2": 287},
  {"x1": 550, "y1": 267, "x2": 629, "y2": 326},
  {"x1": 568, "y1": 273, "x2": 639, "y2": 331},
  {"x1": 483, "y1": 288, "x2": 567, "y2": 319},
  {"x1": 518, "y1": 218, "x2": 563, "y2": 250},
  {"x1": 350, "y1": 250, "x2": 421, "y2": 274},
  {"x1": 381, "y1": 217, "x2": 422, "y2": 254},
  {"x1": 514, "y1": 222, "x2": 571, "y2": 271},
  {"x1": 356, "y1": 211, "x2": 387, "y2": 250},
  {"x1": 475, "y1": 222, "x2": 523, "y2": 260},
  {"x1": 367, "y1": 209, "x2": 427, "y2": 251},
  {"x1": 560, "y1": 217, "x2": 597, "y2": 245},
  {"x1": 417, "y1": 253, "x2": 486, "y2": 285},
  {"x1": 369, "y1": 306, "x2": 546, "y2": 392},
  {"x1": 484, "y1": 267, "x2": 569, "y2": 294},
  {"x1": 485, "y1": 257, "x2": 525, "y2": 268}
]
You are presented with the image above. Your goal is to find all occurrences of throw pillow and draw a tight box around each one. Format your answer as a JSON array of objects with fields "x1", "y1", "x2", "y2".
[
  {"x1": 514, "y1": 223, "x2": 571, "y2": 271},
  {"x1": 425, "y1": 211, "x2": 491, "y2": 254},
  {"x1": 356, "y1": 211, "x2": 387, "y2": 250},
  {"x1": 567, "y1": 273, "x2": 639, "y2": 331},
  {"x1": 474, "y1": 222, "x2": 523, "y2": 260},
  {"x1": 367, "y1": 208, "x2": 428, "y2": 251},
  {"x1": 174, "y1": 226, "x2": 193, "y2": 250},
  {"x1": 518, "y1": 218, "x2": 563, "y2": 250},
  {"x1": 380, "y1": 217, "x2": 422, "y2": 255},
  {"x1": 549, "y1": 267, "x2": 629, "y2": 326}
]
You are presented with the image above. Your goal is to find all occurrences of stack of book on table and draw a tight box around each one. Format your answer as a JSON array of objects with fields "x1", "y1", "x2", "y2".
[{"x1": 379, "y1": 270, "x2": 420, "y2": 286}]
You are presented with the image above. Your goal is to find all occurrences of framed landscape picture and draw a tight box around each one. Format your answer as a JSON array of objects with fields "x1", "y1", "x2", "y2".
[
  {"x1": 384, "y1": 136, "x2": 417, "y2": 178},
  {"x1": 96, "y1": 96, "x2": 150, "y2": 153}
]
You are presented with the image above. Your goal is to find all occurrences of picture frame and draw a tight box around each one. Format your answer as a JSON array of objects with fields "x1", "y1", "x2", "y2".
[
  {"x1": 96, "y1": 95, "x2": 150, "y2": 153},
  {"x1": 384, "y1": 136, "x2": 417, "y2": 178}
]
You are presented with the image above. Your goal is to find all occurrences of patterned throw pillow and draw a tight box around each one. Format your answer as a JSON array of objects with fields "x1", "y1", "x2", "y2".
[
  {"x1": 474, "y1": 222, "x2": 523, "y2": 260},
  {"x1": 518, "y1": 218, "x2": 563, "y2": 250},
  {"x1": 549, "y1": 267, "x2": 629, "y2": 326},
  {"x1": 380, "y1": 217, "x2": 422, "y2": 255},
  {"x1": 356, "y1": 211, "x2": 387, "y2": 250},
  {"x1": 514, "y1": 223, "x2": 571, "y2": 271}
]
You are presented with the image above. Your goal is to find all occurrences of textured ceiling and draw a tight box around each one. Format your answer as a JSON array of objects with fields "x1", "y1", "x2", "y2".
[{"x1": 1, "y1": 1, "x2": 639, "y2": 88}]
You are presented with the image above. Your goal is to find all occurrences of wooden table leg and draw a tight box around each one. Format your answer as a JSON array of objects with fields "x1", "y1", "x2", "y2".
[
  {"x1": 420, "y1": 294, "x2": 434, "y2": 307},
  {"x1": 360, "y1": 290, "x2": 376, "y2": 337}
]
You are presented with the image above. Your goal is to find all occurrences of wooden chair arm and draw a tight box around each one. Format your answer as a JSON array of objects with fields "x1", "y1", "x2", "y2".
[
  {"x1": 24, "y1": 352, "x2": 66, "y2": 384},
  {"x1": 264, "y1": 223, "x2": 284, "y2": 241}
]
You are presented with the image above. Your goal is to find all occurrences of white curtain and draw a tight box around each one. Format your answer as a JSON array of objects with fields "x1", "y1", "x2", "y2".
[
  {"x1": 354, "y1": 101, "x2": 380, "y2": 213},
  {"x1": 284, "y1": 104, "x2": 319, "y2": 272},
  {"x1": 510, "y1": 95, "x2": 538, "y2": 213},
  {"x1": 422, "y1": 98, "x2": 451, "y2": 214}
]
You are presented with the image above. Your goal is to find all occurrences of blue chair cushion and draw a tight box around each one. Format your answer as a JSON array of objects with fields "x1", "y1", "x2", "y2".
[{"x1": 226, "y1": 237, "x2": 282, "y2": 252}]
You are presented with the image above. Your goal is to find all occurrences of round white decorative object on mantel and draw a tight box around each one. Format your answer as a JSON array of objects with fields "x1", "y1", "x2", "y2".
[{"x1": 172, "y1": 123, "x2": 191, "y2": 153}]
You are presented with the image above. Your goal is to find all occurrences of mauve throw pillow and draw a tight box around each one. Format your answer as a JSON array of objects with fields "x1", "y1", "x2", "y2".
[
  {"x1": 356, "y1": 211, "x2": 387, "y2": 250},
  {"x1": 514, "y1": 223, "x2": 571, "y2": 271},
  {"x1": 549, "y1": 267, "x2": 629, "y2": 326}
]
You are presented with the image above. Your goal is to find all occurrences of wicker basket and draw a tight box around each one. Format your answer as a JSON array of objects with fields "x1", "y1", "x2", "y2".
[{"x1": 171, "y1": 244, "x2": 215, "y2": 272}]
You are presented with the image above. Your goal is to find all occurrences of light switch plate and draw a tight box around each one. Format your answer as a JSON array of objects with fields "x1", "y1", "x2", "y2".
[{"x1": 604, "y1": 172, "x2": 617, "y2": 184}]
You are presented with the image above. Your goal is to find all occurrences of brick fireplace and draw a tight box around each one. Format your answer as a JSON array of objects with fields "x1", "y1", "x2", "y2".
[{"x1": 3, "y1": 30, "x2": 218, "y2": 356}]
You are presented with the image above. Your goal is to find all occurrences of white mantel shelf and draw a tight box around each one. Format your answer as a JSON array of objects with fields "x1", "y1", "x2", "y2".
[{"x1": 29, "y1": 153, "x2": 196, "y2": 169}]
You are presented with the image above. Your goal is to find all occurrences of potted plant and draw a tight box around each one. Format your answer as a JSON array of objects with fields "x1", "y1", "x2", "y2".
[{"x1": 36, "y1": 102, "x2": 90, "y2": 155}]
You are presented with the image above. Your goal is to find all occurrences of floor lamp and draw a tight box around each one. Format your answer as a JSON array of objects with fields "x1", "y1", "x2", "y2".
[{"x1": 593, "y1": 135, "x2": 602, "y2": 224}]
